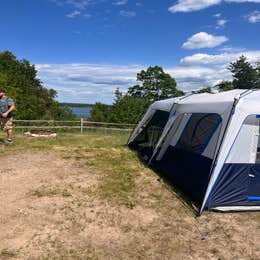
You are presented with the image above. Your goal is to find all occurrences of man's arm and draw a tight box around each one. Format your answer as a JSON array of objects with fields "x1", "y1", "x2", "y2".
[{"x1": 2, "y1": 105, "x2": 15, "y2": 118}]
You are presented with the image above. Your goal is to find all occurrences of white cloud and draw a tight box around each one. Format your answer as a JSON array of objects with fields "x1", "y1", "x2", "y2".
[
  {"x1": 113, "y1": 0, "x2": 128, "y2": 5},
  {"x1": 66, "y1": 0, "x2": 90, "y2": 10},
  {"x1": 167, "y1": 66, "x2": 229, "y2": 90},
  {"x1": 246, "y1": 10, "x2": 260, "y2": 23},
  {"x1": 169, "y1": 0, "x2": 260, "y2": 13},
  {"x1": 66, "y1": 10, "x2": 81, "y2": 18},
  {"x1": 182, "y1": 32, "x2": 228, "y2": 49},
  {"x1": 119, "y1": 10, "x2": 136, "y2": 17},
  {"x1": 216, "y1": 19, "x2": 228, "y2": 28},
  {"x1": 225, "y1": 0, "x2": 260, "y2": 2},
  {"x1": 213, "y1": 13, "x2": 222, "y2": 17},
  {"x1": 169, "y1": 0, "x2": 221, "y2": 13},
  {"x1": 52, "y1": 0, "x2": 127, "y2": 18},
  {"x1": 219, "y1": 46, "x2": 246, "y2": 52},
  {"x1": 169, "y1": 50, "x2": 260, "y2": 90},
  {"x1": 36, "y1": 62, "x2": 224, "y2": 102},
  {"x1": 36, "y1": 64, "x2": 142, "y2": 104},
  {"x1": 36, "y1": 49, "x2": 260, "y2": 103},
  {"x1": 180, "y1": 50, "x2": 260, "y2": 66}
]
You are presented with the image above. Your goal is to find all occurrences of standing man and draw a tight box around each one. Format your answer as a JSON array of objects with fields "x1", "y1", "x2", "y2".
[{"x1": 0, "y1": 89, "x2": 15, "y2": 143}]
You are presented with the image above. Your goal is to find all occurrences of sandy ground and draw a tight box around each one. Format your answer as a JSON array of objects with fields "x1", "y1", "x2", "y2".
[{"x1": 0, "y1": 151, "x2": 259, "y2": 259}]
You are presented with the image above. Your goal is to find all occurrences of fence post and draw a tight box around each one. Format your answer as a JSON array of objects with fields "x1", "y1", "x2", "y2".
[{"x1": 80, "y1": 118, "x2": 84, "y2": 134}]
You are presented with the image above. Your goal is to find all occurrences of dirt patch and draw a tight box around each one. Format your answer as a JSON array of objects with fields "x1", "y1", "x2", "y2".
[
  {"x1": 0, "y1": 151, "x2": 98, "y2": 259},
  {"x1": 0, "y1": 151, "x2": 259, "y2": 259},
  {"x1": 24, "y1": 130, "x2": 57, "y2": 137}
]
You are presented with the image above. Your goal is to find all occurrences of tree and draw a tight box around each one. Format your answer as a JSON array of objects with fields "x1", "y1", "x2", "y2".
[
  {"x1": 192, "y1": 87, "x2": 213, "y2": 94},
  {"x1": 229, "y1": 55, "x2": 258, "y2": 89},
  {"x1": 256, "y1": 62, "x2": 260, "y2": 89},
  {"x1": 215, "y1": 80, "x2": 234, "y2": 92},
  {"x1": 89, "y1": 102, "x2": 112, "y2": 122},
  {"x1": 114, "y1": 87, "x2": 123, "y2": 103},
  {"x1": 128, "y1": 66, "x2": 184, "y2": 102},
  {"x1": 0, "y1": 51, "x2": 74, "y2": 119},
  {"x1": 90, "y1": 66, "x2": 185, "y2": 124},
  {"x1": 111, "y1": 94, "x2": 150, "y2": 124},
  {"x1": 90, "y1": 88, "x2": 150, "y2": 124}
]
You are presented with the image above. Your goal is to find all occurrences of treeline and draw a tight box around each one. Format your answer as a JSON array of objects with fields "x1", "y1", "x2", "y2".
[
  {"x1": 216, "y1": 55, "x2": 260, "y2": 91},
  {"x1": 0, "y1": 51, "x2": 75, "y2": 120},
  {"x1": 1, "y1": 51, "x2": 259, "y2": 123},
  {"x1": 90, "y1": 56, "x2": 260, "y2": 124},
  {"x1": 60, "y1": 102, "x2": 94, "y2": 108},
  {"x1": 90, "y1": 66, "x2": 184, "y2": 124}
]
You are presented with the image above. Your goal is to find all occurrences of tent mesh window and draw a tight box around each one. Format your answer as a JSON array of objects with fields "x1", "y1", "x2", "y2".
[
  {"x1": 175, "y1": 113, "x2": 222, "y2": 155},
  {"x1": 129, "y1": 110, "x2": 169, "y2": 158}
]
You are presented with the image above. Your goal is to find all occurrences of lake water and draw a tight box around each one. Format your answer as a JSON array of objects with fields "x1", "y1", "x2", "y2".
[{"x1": 69, "y1": 106, "x2": 92, "y2": 118}]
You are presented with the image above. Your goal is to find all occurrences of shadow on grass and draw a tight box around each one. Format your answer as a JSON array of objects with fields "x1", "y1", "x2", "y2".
[
  {"x1": 150, "y1": 164, "x2": 199, "y2": 216},
  {"x1": 128, "y1": 145, "x2": 199, "y2": 216},
  {"x1": 0, "y1": 138, "x2": 10, "y2": 145}
]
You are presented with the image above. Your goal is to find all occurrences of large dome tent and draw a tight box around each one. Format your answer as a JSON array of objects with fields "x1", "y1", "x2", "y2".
[{"x1": 128, "y1": 89, "x2": 260, "y2": 214}]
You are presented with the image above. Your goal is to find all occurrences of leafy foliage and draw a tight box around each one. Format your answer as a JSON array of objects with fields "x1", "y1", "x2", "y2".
[
  {"x1": 215, "y1": 80, "x2": 234, "y2": 92},
  {"x1": 128, "y1": 66, "x2": 184, "y2": 101},
  {"x1": 0, "y1": 51, "x2": 75, "y2": 119},
  {"x1": 90, "y1": 67, "x2": 184, "y2": 124},
  {"x1": 256, "y1": 62, "x2": 260, "y2": 88},
  {"x1": 110, "y1": 89, "x2": 150, "y2": 124},
  {"x1": 90, "y1": 89, "x2": 150, "y2": 124},
  {"x1": 214, "y1": 56, "x2": 260, "y2": 91},
  {"x1": 228, "y1": 55, "x2": 259, "y2": 89},
  {"x1": 90, "y1": 102, "x2": 112, "y2": 122},
  {"x1": 192, "y1": 87, "x2": 213, "y2": 94}
]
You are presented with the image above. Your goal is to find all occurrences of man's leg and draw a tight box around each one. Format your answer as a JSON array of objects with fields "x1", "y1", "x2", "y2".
[
  {"x1": 4, "y1": 118, "x2": 13, "y2": 142},
  {"x1": 7, "y1": 128, "x2": 12, "y2": 141}
]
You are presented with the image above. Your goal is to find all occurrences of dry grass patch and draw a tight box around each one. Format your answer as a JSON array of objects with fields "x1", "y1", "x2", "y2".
[
  {"x1": 31, "y1": 185, "x2": 72, "y2": 198},
  {"x1": 0, "y1": 132, "x2": 259, "y2": 259},
  {"x1": 0, "y1": 249, "x2": 17, "y2": 259}
]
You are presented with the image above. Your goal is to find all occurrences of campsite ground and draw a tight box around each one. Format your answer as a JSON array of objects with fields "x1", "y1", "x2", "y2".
[{"x1": 0, "y1": 131, "x2": 259, "y2": 259}]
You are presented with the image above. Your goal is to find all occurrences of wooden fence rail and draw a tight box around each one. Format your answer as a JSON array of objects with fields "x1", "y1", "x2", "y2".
[
  {"x1": 14, "y1": 120, "x2": 135, "y2": 126},
  {"x1": 13, "y1": 119, "x2": 135, "y2": 133}
]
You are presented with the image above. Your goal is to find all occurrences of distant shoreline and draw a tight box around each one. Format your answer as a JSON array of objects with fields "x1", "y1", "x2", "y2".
[{"x1": 60, "y1": 103, "x2": 95, "y2": 108}]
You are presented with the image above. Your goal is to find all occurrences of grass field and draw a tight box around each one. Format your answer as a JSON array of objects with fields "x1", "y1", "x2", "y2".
[{"x1": 0, "y1": 131, "x2": 259, "y2": 259}]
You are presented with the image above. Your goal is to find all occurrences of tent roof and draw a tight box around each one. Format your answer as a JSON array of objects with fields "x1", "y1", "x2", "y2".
[
  {"x1": 177, "y1": 90, "x2": 242, "y2": 114},
  {"x1": 151, "y1": 90, "x2": 260, "y2": 115},
  {"x1": 151, "y1": 97, "x2": 180, "y2": 112},
  {"x1": 238, "y1": 90, "x2": 260, "y2": 114}
]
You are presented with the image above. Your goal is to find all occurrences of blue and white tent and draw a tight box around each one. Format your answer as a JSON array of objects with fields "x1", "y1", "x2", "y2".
[{"x1": 128, "y1": 89, "x2": 260, "y2": 214}]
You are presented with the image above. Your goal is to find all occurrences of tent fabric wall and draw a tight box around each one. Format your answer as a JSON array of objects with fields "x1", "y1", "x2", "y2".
[
  {"x1": 203, "y1": 114, "x2": 260, "y2": 210},
  {"x1": 208, "y1": 163, "x2": 260, "y2": 207},
  {"x1": 154, "y1": 112, "x2": 223, "y2": 206},
  {"x1": 200, "y1": 90, "x2": 259, "y2": 213},
  {"x1": 156, "y1": 145, "x2": 213, "y2": 205},
  {"x1": 128, "y1": 89, "x2": 260, "y2": 214}
]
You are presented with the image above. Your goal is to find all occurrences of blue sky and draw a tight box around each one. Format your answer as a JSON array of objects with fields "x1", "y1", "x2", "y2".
[{"x1": 1, "y1": 0, "x2": 260, "y2": 104}]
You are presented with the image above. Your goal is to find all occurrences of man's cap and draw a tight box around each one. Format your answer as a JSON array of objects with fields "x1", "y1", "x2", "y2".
[{"x1": 0, "y1": 89, "x2": 6, "y2": 93}]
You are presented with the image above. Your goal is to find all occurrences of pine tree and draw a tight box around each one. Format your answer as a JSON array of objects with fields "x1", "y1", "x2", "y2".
[{"x1": 229, "y1": 55, "x2": 257, "y2": 89}]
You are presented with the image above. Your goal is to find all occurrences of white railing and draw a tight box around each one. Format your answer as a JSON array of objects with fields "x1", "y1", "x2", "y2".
[{"x1": 13, "y1": 118, "x2": 135, "y2": 133}]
